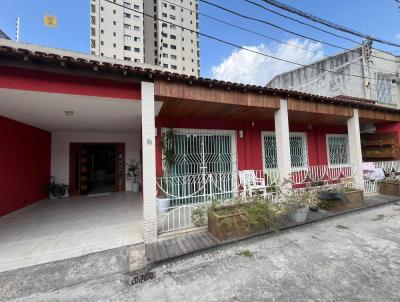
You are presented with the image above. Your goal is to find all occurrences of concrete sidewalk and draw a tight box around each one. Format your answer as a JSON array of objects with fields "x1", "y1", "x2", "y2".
[{"x1": 6, "y1": 203, "x2": 400, "y2": 301}]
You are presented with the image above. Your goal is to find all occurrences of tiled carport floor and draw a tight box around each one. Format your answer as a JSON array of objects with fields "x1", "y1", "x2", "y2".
[{"x1": 0, "y1": 192, "x2": 143, "y2": 272}]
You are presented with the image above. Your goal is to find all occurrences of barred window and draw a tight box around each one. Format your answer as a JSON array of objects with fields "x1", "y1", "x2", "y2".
[
  {"x1": 262, "y1": 132, "x2": 308, "y2": 171},
  {"x1": 326, "y1": 134, "x2": 349, "y2": 166}
]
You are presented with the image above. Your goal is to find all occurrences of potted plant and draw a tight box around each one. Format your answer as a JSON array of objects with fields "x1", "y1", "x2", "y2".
[
  {"x1": 207, "y1": 197, "x2": 282, "y2": 241},
  {"x1": 157, "y1": 128, "x2": 176, "y2": 213},
  {"x1": 42, "y1": 177, "x2": 68, "y2": 199},
  {"x1": 278, "y1": 178, "x2": 319, "y2": 223},
  {"x1": 378, "y1": 174, "x2": 400, "y2": 196},
  {"x1": 318, "y1": 184, "x2": 364, "y2": 211},
  {"x1": 126, "y1": 159, "x2": 140, "y2": 193}
]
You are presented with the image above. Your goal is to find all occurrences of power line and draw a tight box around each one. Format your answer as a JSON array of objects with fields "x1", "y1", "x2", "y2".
[
  {"x1": 201, "y1": 0, "x2": 400, "y2": 64},
  {"x1": 258, "y1": 0, "x2": 400, "y2": 48},
  {"x1": 162, "y1": 0, "x2": 397, "y2": 76},
  {"x1": 103, "y1": 0, "x2": 392, "y2": 83},
  {"x1": 244, "y1": 0, "x2": 361, "y2": 45}
]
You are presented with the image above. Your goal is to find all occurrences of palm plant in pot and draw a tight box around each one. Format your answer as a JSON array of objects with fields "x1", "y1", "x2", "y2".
[
  {"x1": 157, "y1": 128, "x2": 176, "y2": 213},
  {"x1": 126, "y1": 159, "x2": 140, "y2": 193}
]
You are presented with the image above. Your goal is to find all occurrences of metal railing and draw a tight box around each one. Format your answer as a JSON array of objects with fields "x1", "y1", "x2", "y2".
[{"x1": 363, "y1": 160, "x2": 400, "y2": 195}]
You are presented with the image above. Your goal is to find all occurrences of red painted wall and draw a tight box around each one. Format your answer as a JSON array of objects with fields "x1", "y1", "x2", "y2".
[
  {"x1": 0, "y1": 66, "x2": 141, "y2": 100},
  {"x1": 155, "y1": 117, "x2": 348, "y2": 176},
  {"x1": 376, "y1": 122, "x2": 400, "y2": 142},
  {"x1": 0, "y1": 116, "x2": 51, "y2": 216}
]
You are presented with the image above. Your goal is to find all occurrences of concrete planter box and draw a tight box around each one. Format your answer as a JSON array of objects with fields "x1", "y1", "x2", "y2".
[
  {"x1": 379, "y1": 182, "x2": 400, "y2": 196},
  {"x1": 208, "y1": 204, "x2": 270, "y2": 241},
  {"x1": 323, "y1": 189, "x2": 365, "y2": 211}
]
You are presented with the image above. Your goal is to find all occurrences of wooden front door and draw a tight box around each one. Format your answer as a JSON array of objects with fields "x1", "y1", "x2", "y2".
[{"x1": 69, "y1": 143, "x2": 125, "y2": 195}]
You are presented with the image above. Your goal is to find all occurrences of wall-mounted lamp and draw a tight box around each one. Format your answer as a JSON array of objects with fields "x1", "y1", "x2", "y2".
[{"x1": 239, "y1": 130, "x2": 244, "y2": 138}]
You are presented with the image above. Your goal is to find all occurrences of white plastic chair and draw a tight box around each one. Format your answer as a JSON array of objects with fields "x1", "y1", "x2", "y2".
[{"x1": 238, "y1": 170, "x2": 267, "y2": 198}]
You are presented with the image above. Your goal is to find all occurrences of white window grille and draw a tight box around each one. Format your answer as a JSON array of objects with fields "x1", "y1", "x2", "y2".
[
  {"x1": 261, "y1": 132, "x2": 308, "y2": 171},
  {"x1": 326, "y1": 134, "x2": 350, "y2": 166}
]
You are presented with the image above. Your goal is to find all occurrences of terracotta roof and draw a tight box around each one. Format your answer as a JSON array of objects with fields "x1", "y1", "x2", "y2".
[
  {"x1": 335, "y1": 95, "x2": 377, "y2": 105},
  {"x1": 0, "y1": 44, "x2": 399, "y2": 114}
]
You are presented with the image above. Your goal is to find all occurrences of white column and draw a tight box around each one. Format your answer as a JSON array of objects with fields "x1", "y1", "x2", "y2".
[
  {"x1": 141, "y1": 82, "x2": 157, "y2": 244},
  {"x1": 347, "y1": 108, "x2": 365, "y2": 191},
  {"x1": 275, "y1": 99, "x2": 292, "y2": 182}
]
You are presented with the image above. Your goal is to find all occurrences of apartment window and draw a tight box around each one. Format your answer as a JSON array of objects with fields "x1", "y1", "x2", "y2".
[
  {"x1": 170, "y1": 25, "x2": 176, "y2": 30},
  {"x1": 163, "y1": 2, "x2": 167, "y2": 7},
  {"x1": 101, "y1": 52, "x2": 104, "y2": 56},
  {"x1": 162, "y1": 23, "x2": 168, "y2": 28},
  {"x1": 170, "y1": 15, "x2": 176, "y2": 20},
  {"x1": 162, "y1": 32, "x2": 168, "y2": 38},
  {"x1": 134, "y1": 37, "x2": 140, "y2": 42},
  {"x1": 134, "y1": 4, "x2": 139, "y2": 10},
  {"x1": 124, "y1": 24, "x2": 131, "y2": 30},
  {"x1": 171, "y1": 65, "x2": 177, "y2": 70},
  {"x1": 134, "y1": 48, "x2": 140, "y2": 53},
  {"x1": 91, "y1": 16, "x2": 96, "y2": 25},
  {"x1": 101, "y1": 41, "x2": 104, "y2": 46},
  {"x1": 162, "y1": 13, "x2": 167, "y2": 18},
  {"x1": 113, "y1": 43, "x2": 116, "y2": 48},
  {"x1": 100, "y1": 29, "x2": 104, "y2": 34},
  {"x1": 113, "y1": 21, "x2": 116, "y2": 25},
  {"x1": 163, "y1": 43, "x2": 168, "y2": 48},
  {"x1": 124, "y1": 46, "x2": 131, "y2": 51},
  {"x1": 124, "y1": 2, "x2": 131, "y2": 7},
  {"x1": 171, "y1": 54, "x2": 177, "y2": 59},
  {"x1": 326, "y1": 134, "x2": 350, "y2": 166},
  {"x1": 113, "y1": 55, "x2": 116, "y2": 58},
  {"x1": 134, "y1": 58, "x2": 140, "y2": 63},
  {"x1": 170, "y1": 35, "x2": 176, "y2": 40},
  {"x1": 91, "y1": 27, "x2": 96, "y2": 36},
  {"x1": 170, "y1": 5, "x2": 175, "y2": 10},
  {"x1": 113, "y1": 9, "x2": 116, "y2": 14},
  {"x1": 125, "y1": 35, "x2": 131, "y2": 41},
  {"x1": 163, "y1": 53, "x2": 168, "y2": 58},
  {"x1": 91, "y1": 39, "x2": 96, "y2": 48},
  {"x1": 91, "y1": 51, "x2": 95, "y2": 55},
  {"x1": 163, "y1": 63, "x2": 168, "y2": 68},
  {"x1": 91, "y1": 4, "x2": 96, "y2": 13},
  {"x1": 101, "y1": 6, "x2": 104, "y2": 11},
  {"x1": 170, "y1": 45, "x2": 176, "y2": 50},
  {"x1": 124, "y1": 13, "x2": 131, "y2": 18},
  {"x1": 134, "y1": 26, "x2": 140, "y2": 31},
  {"x1": 124, "y1": 57, "x2": 131, "y2": 61},
  {"x1": 134, "y1": 15, "x2": 140, "y2": 21},
  {"x1": 113, "y1": 32, "x2": 116, "y2": 37}
]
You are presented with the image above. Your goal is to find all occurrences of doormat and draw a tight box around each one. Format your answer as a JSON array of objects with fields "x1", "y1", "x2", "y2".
[{"x1": 86, "y1": 192, "x2": 112, "y2": 198}]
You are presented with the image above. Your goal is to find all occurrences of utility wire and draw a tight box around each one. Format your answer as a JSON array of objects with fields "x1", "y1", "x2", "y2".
[
  {"x1": 201, "y1": 0, "x2": 400, "y2": 64},
  {"x1": 162, "y1": 0, "x2": 397, "y2": 76},
  {"x1": 103, "y1": 0, "x2": 392, "y2": 83},
  {"x1": 244, "y1": 0, "x2": 361, "y2": 45},
  {"x1": 258, "y1": 0, "x2": 400, "y2": 48}
]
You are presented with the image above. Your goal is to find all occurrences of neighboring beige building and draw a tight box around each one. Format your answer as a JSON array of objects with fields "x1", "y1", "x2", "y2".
[
  {"x1": 267, "y1": 44, "x2": 400, "y2": 108},
  {"x1": 90, "y1": 0, "x2": 200, "y2": 76}
]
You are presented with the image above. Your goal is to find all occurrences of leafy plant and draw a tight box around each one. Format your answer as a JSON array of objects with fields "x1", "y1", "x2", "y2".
[
  {"x1": 126, "y1": 159, "x2": 140, "y2": 183},
  {"x1": 160, "y1": 128, "x2": 176, "y2": 173},
  {"x1": 191, "y1": 207, "x2": 206, "y2": 227},
  {"x1": 42, "y1": 177, "x2": 68, "y2": 198},
  {"x1": 276, "y1": 177, "x2": 320, "y2": 211},
  {"x1": 318, "y1": 199, "x2": 336, "y2": 210},
  {"x1": 211, "y1": 196, "x2": 282, "y2": 232},
  {"x1": 236, "y1": 249, "x2": 254, "y2": 257}
]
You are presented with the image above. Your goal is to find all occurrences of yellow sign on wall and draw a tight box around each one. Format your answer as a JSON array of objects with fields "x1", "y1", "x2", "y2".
[{"x1": 44, "y1": 15, "x2": 57, "y2": 28}]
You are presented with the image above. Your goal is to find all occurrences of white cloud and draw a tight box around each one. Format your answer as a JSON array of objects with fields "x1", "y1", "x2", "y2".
[
  {"x1": 210, "y1": 39, "x2": 324, "y2": 86},
  {"x1": 395, "y1": 34, "x2": 400, "y2": 40}
]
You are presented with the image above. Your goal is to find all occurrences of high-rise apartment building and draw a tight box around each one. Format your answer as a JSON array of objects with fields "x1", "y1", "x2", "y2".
[{"x1": 90, "y1": 0, "x2": 200, "y2": 76}]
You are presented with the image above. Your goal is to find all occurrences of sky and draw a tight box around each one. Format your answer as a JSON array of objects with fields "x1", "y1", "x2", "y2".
[{"x1": 1, "y1": 0, "x2": 399, "y2": 85}]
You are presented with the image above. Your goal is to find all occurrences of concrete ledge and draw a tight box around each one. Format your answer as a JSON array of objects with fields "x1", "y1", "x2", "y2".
[{"x1": 0, "y1": 246, "x2": 131, "y2": 301}]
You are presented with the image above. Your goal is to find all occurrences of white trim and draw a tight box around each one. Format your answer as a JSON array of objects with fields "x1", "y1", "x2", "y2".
[
  {"x1": 326, "y1": 134, "x2": 350, "y2": 167},
  {"x1": 260, "y1": 131, "x2": 308, "y2": 173}
]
